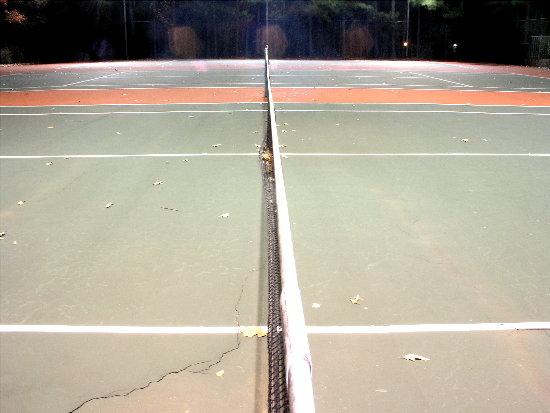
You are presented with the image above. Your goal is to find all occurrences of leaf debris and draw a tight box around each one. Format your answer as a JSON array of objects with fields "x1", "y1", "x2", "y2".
[
  {"x1": 105, "y1": 203, "x2": 114, "y2": 208},
  {"x1": 211, "y1": 144, "x2": 222, "y2": 148},
  {"x1": 17, "y1": 201, "x2": 26, "y2": 206},
  {"x1": 349, "y1": 294, "x2": 363, "y2": 304},
  {"x1": 240, "y1": 326, "x2": 267, "y2": 338},
  {"x1": 218, "y1": 213, "x2": 230, "y2": 218},
  {"x1": 153, "y1": 181, "x2": 164, "y2": 186},
  {"x1": 215, "y1": 370, "x2": 225, "y2": 377},
  {"x1": 402, "y1": 354, "x2": 430, "y2": 362}
]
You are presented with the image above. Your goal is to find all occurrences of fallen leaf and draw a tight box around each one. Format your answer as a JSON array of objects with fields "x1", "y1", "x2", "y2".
[
  {"x1": 12, "y1": 241, "x2": 17, "y2": 245},
  {"x1": 218, "y1": 213, "x2": 230, "y2": 218},
  {"x1": 283, "y1": 122, "x2": 289, "y2": 126},
  {"x1": 188, "y1": 115, "x2": 195, "y2": 118},
  {"x1": 183, "y1": 159, "x2": 189, "y2": 163},
  {"x1": 375, "y1": 389, "x2": 388, "y2": 393},
  {"x1": 281, "y1": 155, "x2": 288, "y2": 159},
  {"x1": 105, "y1": 203, "x2": 114, "y2": 208},
  {"x1": 45, "y1": 162, "x2": 53, "y2": 166},
  {"x1": 312, "y1": 303, "x2": 321, "y2": 308},
  {"x1": 153, "y1": 181, "x2": 164, "y2": 186},
  {"x1": 349, "y1": 294, "x2": 363, "y2": 305},
  {"x1": 17, "y1": 201, "x2": 26, "y2": 206},
  {"x1": 116, "y1": 132, "x2": 121, "y2": 135},
  {"x1": 279, "y1": 144, "x2": 287, "y2": 148},
  {"x1": 402, "y1": 354, "x2": 430, "y2": 361},
  {"x1": 241, "y1": 326, "x2": 267, "y2": 338},
  {"x1": 211, "y1": 144, "x2": 222, "y2": 148},
  {"x1": 47, "y1": 126, "x2": 54, "y2": 129},
  {"x1": 216, "y1": 370, "x2": 224, "y2": 377},
  {"x1": 461, "y1": 138, "x2": 469, "y2": 143}
]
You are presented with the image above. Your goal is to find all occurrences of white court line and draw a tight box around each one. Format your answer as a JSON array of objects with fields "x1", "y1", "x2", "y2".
[
  {"x1": 1, "y1": 322, "x2": 548, "y2": 334},
  {"x1": 0, "y1": 153, "x2": 259, "y2": 159},
  {"x1": 61, "y1": 72, "x2": 122, "y2": 87},
  {"x1": 409, "y1": 71, "x2": 473, "y2": 87},
  {"x1": 1, "y1": 153, "x2": 549, "y2": 160},
  {"x1": 0, "y1": 109, "x2": 265, "y2": 116},
  {"x1": 281, "y1": 153, "x2": 550, "y2": 157},
  {"x1": 276, "y1": 109, "x2": 550, "y2": 116}
]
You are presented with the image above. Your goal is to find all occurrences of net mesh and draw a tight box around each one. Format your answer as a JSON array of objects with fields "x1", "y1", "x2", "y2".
[{"x1": 261, "y1": 58, "x2": 291, "y2": 413}]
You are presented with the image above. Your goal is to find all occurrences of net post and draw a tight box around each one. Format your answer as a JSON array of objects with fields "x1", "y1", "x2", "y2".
[{"x1": 264, "y1": 46, "x2": 316, "y2": 413}]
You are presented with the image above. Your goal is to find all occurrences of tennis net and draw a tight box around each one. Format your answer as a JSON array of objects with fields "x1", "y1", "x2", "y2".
[{"x1": 261, "y1": 46, "x2": 316, "y2": 413}]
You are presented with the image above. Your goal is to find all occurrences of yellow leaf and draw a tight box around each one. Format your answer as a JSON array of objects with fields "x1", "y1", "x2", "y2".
[
  {"x1": 349, "y1": 294, "x2": 363, "y2": 305},
  {"x1": 216, "y1": 370, "x2": 224, "y2": 377},
  {"x1": 241, "y1": 326, "x2": 267, "y2": 338}
]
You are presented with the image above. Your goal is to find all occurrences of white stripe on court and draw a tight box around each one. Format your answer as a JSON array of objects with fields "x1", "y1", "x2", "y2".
[
  {"x1": 0, "y1": 109, "x2": 265, "y2": 116},
  {"x1": 0, "y1": 153, "x2": 259, "y2": 159},
  {"x1": 61, "y1": 72, "x2": 122, "y2": 88},
  {"x1": 281, "y1": 153, "x2": 550, "y2": 157},
  {"x1": 1, "y1": 153, "x2": 549, "y2": 160},
  {"x1": 276, "y1": 109, "x2": 550, "y2": 116},
  {"x1": 1, "y1": 322, "x2": 548, "y2": 334},
  {"x1": 409, "y1": 71, "x2": 473, "y2": 87}
]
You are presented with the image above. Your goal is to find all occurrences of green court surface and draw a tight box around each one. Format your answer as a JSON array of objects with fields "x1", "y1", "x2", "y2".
[{"x1": 1, "y1": 59, "x2": 549, "y2": 413}]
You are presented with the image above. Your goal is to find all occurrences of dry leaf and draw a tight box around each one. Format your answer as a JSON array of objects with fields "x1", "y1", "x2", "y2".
[
  {"x1": 211, "y1": 144, "x2": 222, "y2": 148},
  {"x1": 116, "y1": 132, "x2": 121, "y2": 135},
  {"x1": 17, "y1": 201, "x2": 26, "y2": 206},
  {"x1": 188, "y1": 115, "x2": 195, "y2": 118},
  {"x1": 375, "y1": 389, "x2": 388, "y2": 393},
  {"x1": 312, "y1": 303, "x2": 321, "y2": 308},
  {"x1": 218, "y1": 213, "x2": 230, "y2": 218},
  {"x1": 402, "y1": 354, "x2": 430, "y2": 361},
  {"x1": 281, "y1": 155, "x2": 288, "y2": 159},
  {"x1": 105, "y1": 203, "x2": 114, "y2": 208},
  {"x1": 183, "y1": 159, "x2": 189, "y2": 163},
  {"x1": 241, "y1": 326, "x2": 267, "y2": 338},
  {"x1": 153, "y1": 181, "x2": 164, "y2": 186},
  {"x1": 461, "y1": 138, "x2": 469, "y2": 143},
  {"x1": 45, "y1": 162, "x2": 53, "y2": 166},
  {"x1": 12, "y1": 241, "x2": 17, "y2": 245},
  {"x1": 47, "y1": 126, "x2": 54, "y2": 129},
  {"x1": 283, "y1": 122, "x2": 289, "y2": 126},
  {"x1": 215, "y1": 370, "x2": 224, "y2": 377},
  {"x1": 349, "y1": 294, "x2": 363, "y2": 304}
]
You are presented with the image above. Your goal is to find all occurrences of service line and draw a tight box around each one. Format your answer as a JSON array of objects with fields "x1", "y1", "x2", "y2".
[{"x1": 1, "y1": 322, "x2": 548, "y2": 334}]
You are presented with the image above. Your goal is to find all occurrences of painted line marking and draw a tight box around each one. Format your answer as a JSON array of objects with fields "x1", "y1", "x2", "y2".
[
  {"x1": 1, "y1": 322, "x2": 548, "y2": 334},
  {"x1": 276, "y1": 109, "x2": 550, "y2": 116},
  {"x1": 62, "y1": 72, "x2": 122, "y2": 87},
  {"x1": 0, "y1": 109, "x2": 265, "y2": 116},
  {"x1": 0, "y1": 153, "x2": 259, "y2": 159},
  {"x1": 1, "y1": 153, "x2": 549, "y2": 160},
  {"x1": 409, "y1": 72, "x2": 473, "y2": 87},
  {"x1": 281, "y1": 153, "x2": 550, "y2": 157}
]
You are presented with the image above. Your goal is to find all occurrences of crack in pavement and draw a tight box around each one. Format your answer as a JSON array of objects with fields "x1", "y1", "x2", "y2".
[{"x1": 68, "y1": 275, "x2": 250, "y2": 413}]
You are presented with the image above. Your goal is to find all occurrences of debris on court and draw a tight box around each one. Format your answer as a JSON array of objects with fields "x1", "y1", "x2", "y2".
[
  {"x1": 218, "y1": 213, "x2": 230, "y2": 218},
  {"x1": 211, "y1": 144, "x2": 222, "y2": 148},
  {"x1": 402, "y1": 354, "x2": 430, "y2": 362},
  {"x1": 216, "y1": 370, "x2": 225, "y2": 377},
  {"x1": 461, "y1": 138, "x2": 469, "y2": 142},
  {"x1": 241, "y1": 326, "x2": 267, "y2": 338},
  {"x1": 115, "y1": 131, "x2": 121, "y2": 135},
  {"x1": 0, "y1": 232, "x2": 6, "y2": 239},
  {"x1": 105, "y1": 203, "x2": 114, "y2": 208},
  {"x1": 188, "y1": 115, "x2": 195, "y2": 118},
  {"x1": 47, "y1": 126, "x2": 54, "y2": 129},
  {"x1": 153, "y1": 181, "x2": 164, "y2": 186},
  {"x1": 45, "y1": 162, "x2": 53, "y2": 166},
  {"x1": 349, "y1": 294, "x2": 363, "y2": 304},
  {"x1": 312, "y1": 303, "x2": 321, "y2": 308},
  {"x1": 183, "y1": 159, "x2": 189, "y2": 163},
  {"x1": 17, "y1": 201, "x2": 26, "y2": 206},
  {"x1": 161, "y1": 206, "x2": 179, "y2": 212}
]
